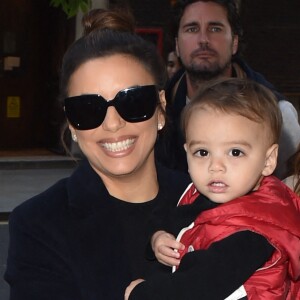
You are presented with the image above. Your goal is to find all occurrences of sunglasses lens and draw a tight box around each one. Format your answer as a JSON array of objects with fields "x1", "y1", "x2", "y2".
[
  {"x1": 64, "y1": 85, "x2": 159, "y2": 130},
  {"x1": 116, "y1": 86, "x2": 158, "y2": 122},
  {"x1": 64, "y1": 95, "x2": 106, "y2": 130}
]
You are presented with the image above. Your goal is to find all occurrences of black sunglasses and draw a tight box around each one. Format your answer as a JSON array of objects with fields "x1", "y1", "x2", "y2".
[{"x1": 64, "y1": 85, "x2": 160, "y2": 130}]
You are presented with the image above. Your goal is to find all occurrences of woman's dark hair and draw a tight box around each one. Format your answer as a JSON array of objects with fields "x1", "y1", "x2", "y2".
[
  {"x1": 59, "y1": 8, "x2": 167, "y2": 154},
  {"x1": 60, "y1": 9, "x2": 167, "y2": 101},
  {"x1": 82, "y1": 8, "x2": 135, "y2": 35}
]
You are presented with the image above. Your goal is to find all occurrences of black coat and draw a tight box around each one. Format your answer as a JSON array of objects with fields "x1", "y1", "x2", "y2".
[{"x1": 5, "y1": 159, "x2": 190, "y2": 300}]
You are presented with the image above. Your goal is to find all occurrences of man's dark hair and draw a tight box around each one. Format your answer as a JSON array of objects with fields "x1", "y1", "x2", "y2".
[{"x1": 172, "y1": 0, "x2": 243, "y2": 40}]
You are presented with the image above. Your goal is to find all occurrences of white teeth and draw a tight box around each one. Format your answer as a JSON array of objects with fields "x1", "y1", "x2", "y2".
[
  {"x1": 211, "y1": 182, "x2": 225, "y2": 187},
  {"x1": 102, "y1": 139, "x2": 135, "y2": 152}
]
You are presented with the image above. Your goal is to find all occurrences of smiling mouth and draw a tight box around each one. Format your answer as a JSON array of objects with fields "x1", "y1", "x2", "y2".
[
  {"x1": 210, "y1": 181, "x2": 226, "y2": 187},
  {"x1": 207, "y1": 181, "x2": 229, "y2": 193},
  {"x1": 101, "y1": 138, "x2": 135, "y2": 152}
]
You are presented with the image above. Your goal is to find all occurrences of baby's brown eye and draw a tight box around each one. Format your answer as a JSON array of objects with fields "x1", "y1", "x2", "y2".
[
  {"x1": 230, "y1": 149, "x2": 243, "y2": 157},
  {"x1": 195, "y1": 149, "x2": 208, "y2": 157}
]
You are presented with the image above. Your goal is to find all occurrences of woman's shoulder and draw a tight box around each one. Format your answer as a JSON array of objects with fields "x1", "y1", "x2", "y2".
[
  {"x1": 9, "y1": 178, "x2": 69, "y2": 226},
  {"x1": 10, "y1": 159, "x2": 101, "y2": 221}
]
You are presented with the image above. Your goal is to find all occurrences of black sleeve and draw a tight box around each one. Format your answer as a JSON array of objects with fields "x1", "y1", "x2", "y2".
[
  {"x1": 152, "y1": 195, "x2": 219, "y2": 237},
  {"x1": 145, "y1": 195, "x2": 218, "y2": 260},
  {"x1": 4, "y1": 208, "x2": 81, "y2": 300},
  {"x1": 163, "y1": 195, "x2": 219, "y2": 235},
  {"x1": 130, "y1": 231, "x2": 274, "y2": 300}
]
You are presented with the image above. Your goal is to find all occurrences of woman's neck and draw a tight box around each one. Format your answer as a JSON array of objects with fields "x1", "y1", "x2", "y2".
[{"x1": 99, "y1": 159, "x2": 159, "y2": 203}]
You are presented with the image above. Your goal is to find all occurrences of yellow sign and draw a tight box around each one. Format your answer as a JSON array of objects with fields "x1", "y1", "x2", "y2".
[{"x1": 7, "y1": 96, "x2": 20, "y2": 118}]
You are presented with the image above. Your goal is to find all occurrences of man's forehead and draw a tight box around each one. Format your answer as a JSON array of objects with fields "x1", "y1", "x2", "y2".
[{"x1": 181, "y1": 1, "x2": 229, "y2": 24}]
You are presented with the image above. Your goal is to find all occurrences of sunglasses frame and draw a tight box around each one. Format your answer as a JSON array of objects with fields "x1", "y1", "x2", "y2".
[{"x1": 64, "y1": 85, "x2": 160, "y2": 130}]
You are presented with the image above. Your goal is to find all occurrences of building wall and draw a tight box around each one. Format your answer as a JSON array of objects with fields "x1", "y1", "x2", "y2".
[
  {"x1": 0, "y1": 0, "x2": 75, "y2": 150},
  {"x1": 240, "y1": 0, "x2": 300, "y2": 93},
  {"x1": 240, "y1": 0, "x2": 300, "y2": 118}
]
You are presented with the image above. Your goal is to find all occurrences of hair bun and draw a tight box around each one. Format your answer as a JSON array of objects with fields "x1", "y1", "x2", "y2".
[{"x1": 82, "y1": 8, "x2": 136, "y2": 35}]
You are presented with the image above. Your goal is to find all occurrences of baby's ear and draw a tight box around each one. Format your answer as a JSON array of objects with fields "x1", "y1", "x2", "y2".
[{"x1": 262, "y1": 144, "x2": 278, "y2": 176}]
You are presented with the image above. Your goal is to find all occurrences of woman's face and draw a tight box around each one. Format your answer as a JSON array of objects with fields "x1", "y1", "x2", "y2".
[
  {"x1": 167, "y1": 51, "x2": 181, "y2": 79},
  {"x1": 68, "y1": 54, "x2": 166, "y2": 179}
]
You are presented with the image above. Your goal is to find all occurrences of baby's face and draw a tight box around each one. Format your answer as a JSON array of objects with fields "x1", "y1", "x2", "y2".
[{"x1": 184, "y1": 107, "x2": 277, "y2": 203}]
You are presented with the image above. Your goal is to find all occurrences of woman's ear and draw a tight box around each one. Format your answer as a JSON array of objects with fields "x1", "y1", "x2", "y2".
[
  {"x1": 262, "y1": 144, "x2": 278, "y2": 176},
  {"x1": 157, "y1": 90, "x2": 166, "y2": 129},
  {"x1": 69, "y1": 124, "x2": 75, "y2": 135},
  {"x1": 184, "y1": 143, "x2": 187, "y2": 153},
  {"x1": 68, "y1": 124, "x2": 78, "y2": 143},
  {"x1": 159, "y1": 90, "x2": 166, "y2": 111}
]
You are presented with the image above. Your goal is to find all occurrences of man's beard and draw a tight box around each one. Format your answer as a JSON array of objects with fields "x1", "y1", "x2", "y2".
[
  {"x1": 184, "y1": 44, "x2": 232, "y2": 82},
  {"x1": 185, "y1": 59, "x2": 231, "y2": 82}
]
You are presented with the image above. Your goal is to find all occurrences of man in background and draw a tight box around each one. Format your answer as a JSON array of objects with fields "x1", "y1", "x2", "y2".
[{"x1": 159, "y1": 0, "x2": 300, "y2": 179}]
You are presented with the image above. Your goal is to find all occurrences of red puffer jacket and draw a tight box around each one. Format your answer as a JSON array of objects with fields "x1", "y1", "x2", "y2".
[{"x1": 176, "y1": 176, "x2": 300, "y2": 299}]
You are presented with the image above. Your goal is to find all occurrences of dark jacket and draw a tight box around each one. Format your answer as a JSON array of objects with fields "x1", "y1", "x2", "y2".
[{"x1": 5, "y1": 159, "x2": 190, "y2": 300}]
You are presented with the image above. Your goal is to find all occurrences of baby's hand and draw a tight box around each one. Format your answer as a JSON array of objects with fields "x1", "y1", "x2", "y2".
[
  {"x1": 124, "y1": 278, "x2": 144, "y2": 300},
  {"x1": 151, "y1": 230, "x2": 185, "y2": 267}
]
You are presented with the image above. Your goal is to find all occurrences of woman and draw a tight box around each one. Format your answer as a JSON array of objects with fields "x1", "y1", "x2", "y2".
[
  {"x1": 4, "y1": 9, "x2": 190, "y2": 300},
  {"x1": 166, "y1": 50, "x2": 182, "y2": 79}
]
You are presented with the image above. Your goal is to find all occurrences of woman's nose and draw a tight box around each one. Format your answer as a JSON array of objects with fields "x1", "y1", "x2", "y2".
[{"x1": 101, "y1": 106, "x2": 126, "y2": 132}]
